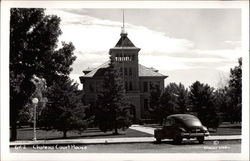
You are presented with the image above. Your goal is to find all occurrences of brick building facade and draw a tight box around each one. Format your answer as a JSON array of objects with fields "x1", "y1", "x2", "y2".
[{"x1": 79, "y1": 30, "x2": 167, "y2": 121}]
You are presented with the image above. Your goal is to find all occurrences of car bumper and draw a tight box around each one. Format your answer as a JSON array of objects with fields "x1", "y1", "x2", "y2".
[{"x1": 181, "y1": 132, "x2": 210, "y2": 138}]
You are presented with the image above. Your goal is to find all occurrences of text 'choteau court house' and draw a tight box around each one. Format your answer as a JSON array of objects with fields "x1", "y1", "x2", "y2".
[{"x1": 79, "y1": 24, "x2": 168, "y2": 122}]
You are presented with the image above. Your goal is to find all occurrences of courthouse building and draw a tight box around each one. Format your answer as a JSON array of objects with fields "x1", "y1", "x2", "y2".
[{"x1": 79, "y1": 28, "x2": 167, "y2": 121}]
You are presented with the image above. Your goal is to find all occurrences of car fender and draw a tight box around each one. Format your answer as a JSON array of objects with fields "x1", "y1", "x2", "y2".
[{"x1": 154, "y1": 129, "x2": 164, "y2": 139}]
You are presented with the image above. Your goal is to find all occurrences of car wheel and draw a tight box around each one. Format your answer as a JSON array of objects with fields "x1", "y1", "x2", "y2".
[
  {"x1": 156, "y1": 138, "x2": 161, "y2": 143},
  {"x1": 173, "y1": 137, "x2": 183, "y2": 144},
  {"x1": 197, "y1": 136, "x2": 204, "y2": 144}
]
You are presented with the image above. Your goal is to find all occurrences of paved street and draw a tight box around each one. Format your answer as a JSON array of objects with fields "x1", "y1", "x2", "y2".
[
  {"x1": 10, "y1": 125, "x2": 241, "y2": 153},
  {"x1": 10, "y1": 140, "x2": 241, "y2": 153},
  {"x1": 10, "y1": 125, "x2": 241, "y2": 146}
]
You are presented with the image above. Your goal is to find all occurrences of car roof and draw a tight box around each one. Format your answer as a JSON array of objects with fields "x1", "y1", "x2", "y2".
[{"x1": 167, "y1": 114, "x2": 198, "y2": 120}]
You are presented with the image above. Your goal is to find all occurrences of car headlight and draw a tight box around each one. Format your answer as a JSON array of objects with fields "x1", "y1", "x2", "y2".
[
  {"x1": 178, "y1": 127, "x2": 186, "y2": 132},
  {"x1": 202, "y1": 126, "x2": 208, "y2": 132}
]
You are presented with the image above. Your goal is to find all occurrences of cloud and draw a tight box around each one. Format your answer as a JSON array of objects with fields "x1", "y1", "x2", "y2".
[
  {"x1": 46, "y1": 9, "x2": 242, "y2": 60},
  {"x1": 60, "y1": 8, "x2": 89, "y2": 16},
  {"x1": 139, "y1": 55, "x2": 239, "y2": 73},
  {"x1": 183, "y1": 60, "x2": 237, "y2": 69},
  {"x1": 45, "y1": 9, "x2": 242, "y2": 88},
  {"x1": 139, "y1": 56, "x2": 192, "y2": 71},
  {"x1": 71, "y1": 51, "x2": 109, "y2": 74},
  {"x1": 195, "y1": 48, "x2": 243, "y2": 60},
  {"x1": 224, "y1": 40, "x2": 241, "y2": 48},
  {"x1": 46, "y1": 8, "x2": 196, "y2": 55},
  {"x1": 164, "y1": 51, "x2": 225, "y2": 59},
  {"x1": 164, "y1": 68, "x2": 229, "y2": 89}
]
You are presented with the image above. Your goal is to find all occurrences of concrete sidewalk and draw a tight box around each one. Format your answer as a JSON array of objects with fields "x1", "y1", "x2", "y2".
[
  {"x1": 129, "y1": 124, "x2": 155, "y2": 135},
  {"x1": 10, "y1": 135, "x2": 241, "y2": 146},
  {"x1": 10, "y1": 125, "x2": 241, "y2": 146}
]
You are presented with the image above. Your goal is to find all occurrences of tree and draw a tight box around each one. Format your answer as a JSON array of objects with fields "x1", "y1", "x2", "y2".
[
  {"x1": 227, "y1": 58, "x2": 242, "y2": 123},
  {"x1": 152, "y1": 83, "x2": 179, "y2": 124},
  {"x1": 10, "y1": 8, "x2": 76, "y2": 140},
  {"x1": 214, "y1": 87, "x2": 229, "y2": 121},
  {"x1": 174, "y1": 83, "x2": 190, "y2": 113},
  {"x1": 149, "y1": 82, "x2": 189, "y2": 124},
  {"x1": 189, "y1": 81, "x2": 219, "y2": 129},
  {"x1": 149, "y1": 84, "x2": 162, "y2": 123},
  {"x1": 16, "y1": 75, "x2": 47, "y2": 127},
  {"x1": 160, "y1": 83, "x2": 179, "y2": 113},
  {"x1": 40, "y1": 77, "x2": 88, "y2": 138},
  {"x1": 95, "y1": 56, "x2": 131, "y2": 134},
  {"x1": 149, "y1": 84, "x2": 161, "y2": 110}
]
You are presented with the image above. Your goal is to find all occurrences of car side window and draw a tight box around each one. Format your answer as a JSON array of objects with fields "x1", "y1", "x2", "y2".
[
  {"x1": 165, "y1": 118, "x2": 175, "y2": 126},
  {"x1": 170, "y1": 119, "x2": 175, "y2": 125}
]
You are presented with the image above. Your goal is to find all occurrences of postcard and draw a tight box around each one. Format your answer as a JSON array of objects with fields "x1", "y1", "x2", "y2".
[{"x1": 1, "y1": 1, "x2": 249, "y2": 161}]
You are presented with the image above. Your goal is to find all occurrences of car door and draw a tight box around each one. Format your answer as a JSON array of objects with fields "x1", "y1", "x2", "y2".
[{"x1": 163, "y1": 118, "x2": 176, "y2": 139}]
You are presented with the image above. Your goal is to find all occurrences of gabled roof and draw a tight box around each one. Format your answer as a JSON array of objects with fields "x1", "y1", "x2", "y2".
[
  {"x1": 138, "y1": 64, "x2": 166, "y2": 77},
  {"x1": 115, "y1": 34, "x2": 136, "y2": 47},
  {"x1": 80, "y1": 61, "x2": 167, "y2": 78},
  {"x1": 83, "y1": 67, "x2": 95, "y2": 72},
  {"x1": 81, "y1": 61, "x2": 110, "y2": 78}
]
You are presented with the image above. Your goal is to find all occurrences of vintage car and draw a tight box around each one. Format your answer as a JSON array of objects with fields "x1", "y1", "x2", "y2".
[{"x1": 154, "y1": 114, "x2": 210, "y2": 144}]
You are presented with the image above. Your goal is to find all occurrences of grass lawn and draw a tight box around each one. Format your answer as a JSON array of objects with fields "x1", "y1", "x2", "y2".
[{"x1": 16, "y1": 127, "x2": 153, "y2": 141}]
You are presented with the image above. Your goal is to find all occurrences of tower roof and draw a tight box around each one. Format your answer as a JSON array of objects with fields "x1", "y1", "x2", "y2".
[{"x1": 115, "y1": 33, "x2": 136, "y2": 47}]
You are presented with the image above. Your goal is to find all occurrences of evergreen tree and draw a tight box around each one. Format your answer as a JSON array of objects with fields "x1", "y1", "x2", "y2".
[
  {"x1": 149, "y1": 84, "x2": 162, "y2": 123},
  {"x1": 214, "y1": 87, "x2": 228, "y2": 121},
  {"x1": 227, "y1": 58, "x2": 242, "y2": 123},
  {"x1": 175, "y1": 83, "x2": 190, "y2": 113},
  {"x1": 10, "y1": 8, "x2": 76, "y2": 140},
  {"x1": 149, "y1": 84, "x2": 161, "y2": 110},
  {"x1": 189, "y1": 81, "x2": 219, "y2": 128},
  {"x1": 160, "y1": 83, "x2": 179, "y2": 114},
  {"x1": 40, "y1": 77, "x2": 88, "y2": 138},
  {"x1": 95, "y1": 56, "x2": 131, "y2": 134},
  {"x1": 154, "y1": 83, "x2": 178, "y2": 124},
  {"x1": 149, "y1": 82, "x2": 189, "y2": 124}
]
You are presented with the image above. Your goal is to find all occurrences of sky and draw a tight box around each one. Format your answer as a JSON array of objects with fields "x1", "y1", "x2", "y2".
[{"x1": 45, "y1": 8, "x2": 242, "y2": 89}]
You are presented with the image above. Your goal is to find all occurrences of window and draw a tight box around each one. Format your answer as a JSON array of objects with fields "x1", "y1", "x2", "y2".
[
  {"x1": 115, "y1": 55, "x2": 133, "y2": 62},
  {"x1": 120, "y1": 67, "x2": 123, "y2": 74},
  {"x1": 143, "y1": 82, "x2": 148, "y2": 92},
  {"x1": 129, "y1": 68, "x2": 132, "y2": 76},
  {"x1": 144, "y1": 99, "x2": 148, "y2": 110},
  {"x1": 124, "y1": 68, "x2": 128, "y2": 75},
  {"x1": 165, "y1": 119, "x2": 174, "y2": 126},
  {"x1": 125, "y1": 81, "x2": 128, "y2": 91},
  {"x1": 149, "y1": 82, "x2": 161, "y2": 91},
  {"x1": 150, "y1": 82, "x2": 153, "y2": 90},
  {"x1": 129, "y1": 81, "x2": 133, "y2": 90}
]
